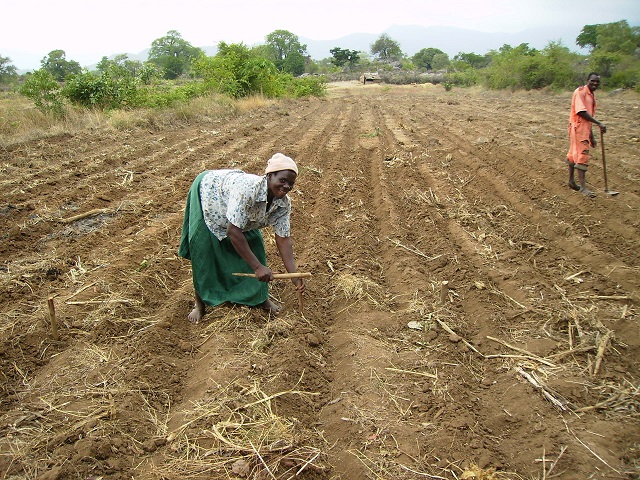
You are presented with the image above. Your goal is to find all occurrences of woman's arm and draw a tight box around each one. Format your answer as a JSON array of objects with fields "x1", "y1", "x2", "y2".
[
  {"x1": 227, "y1": 223, "x2": 273, "y2": 282},
  {"x1": 275, "y1": 234, "x2": 305, "y2": 292}
]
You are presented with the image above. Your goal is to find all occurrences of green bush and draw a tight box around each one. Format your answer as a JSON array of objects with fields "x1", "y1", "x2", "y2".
[
  {"x1": 446, "y1": 69, "x2": 480, "y2": 87},
  {"x1": 19, "y1": 70, "x2": 65, "y2": 116},
  {"x1": 63, "y1": 69, "x2": 141, "y2": 109},
  {"x1": 282, "y1": 74, "x2": 327, "y2": 98},
  {"x1": 607, "y1": 57, "x2": 640, "y2": 89},
  {"x1": 137, "y1": 81, "x2": 210, "y2": 108},
  {"x1": 482, "y1": 41, "x2": 585, "y2": 91},
  {"x1": 193, "y1": 45, "x2": 281, "y2": 98}
]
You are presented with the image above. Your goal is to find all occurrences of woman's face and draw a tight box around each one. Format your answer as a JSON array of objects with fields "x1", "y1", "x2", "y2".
[{"x1": 267, "y1": 170, "x2": 297, "y2": 199}]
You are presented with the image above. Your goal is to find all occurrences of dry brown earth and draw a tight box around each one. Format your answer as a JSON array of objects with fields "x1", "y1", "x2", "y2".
[{"x1": 1, "y1": 81, "x2": 639, "y2": 479}]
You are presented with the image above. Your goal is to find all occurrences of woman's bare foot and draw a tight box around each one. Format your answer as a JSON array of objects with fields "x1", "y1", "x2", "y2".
[
  {"x1": 568, "y1": 181, "x2": 580, "y2": 191},
  {"x1": 188, "y1": 300, "x2": 206, "y2": 323},
  {"x1": 580, "y1": 187, "x2": 596, "y2": 198},
  {"x1": 260, "y1": 299, "x2": 281, "y2": 314}
]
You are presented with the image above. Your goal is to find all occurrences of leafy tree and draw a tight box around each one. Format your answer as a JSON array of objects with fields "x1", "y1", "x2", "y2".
[
  {"x1": 609, "y1": 55, "x2": 640, "y2": 89},
  {"x1": 148, "y1": 30, "x2": 204, "y2": 79},
  {"x1": 496, "y1": 43, "x2": 537, "y2": 57},
  {"x1": 137, "y1": 63, "x2": 161, "y2": 85},
  {"x1": 483, "y1": 43, "x2": 539, "y2": 89},
  {"x1": 370, "y1": 34, "x2": 403, "y2": 60},
  {"x1": 576, "y1": 24, "x2": 599, "y2": 51},
  {"x1": 282, "y1": 50, "x2": 306, "y2": 76},
  {"x1": 576, "y1": 20, "x2": 640, "y2": 88},
  {"x1": 453, "y1": 52, "x2": 491, "y2": 69},
  {"x1": 540, "y1": 41, "x2": 581, "y2": 89},
  {"x1": 482, "y1": 41, "x2": 580, "y2": 91},
  {"x1": 412, "y1": 47, "x2": 445, "y2": 69},
  {"x1": 19, "y1": 69, "x2": 65, "y2": 116},
  {"x1": 431, "y1": 53, "x2": 450, "y2": 71},
  {"x1": 193, "y1": 41, "x2": 280, "y2": 97},
  {"x1": 589, "y1": 51, "x2": 621, "y2": 78},
  {"x1": 41, "y1": 50, "x2": 81, "y2": 81},
  {"x1": 594, "y1": 20, "x2": 640, "y2": 54},
  {"x1": 0, "y1": 55, "x2": 18, "y2": 84},
  {"x1": 577, "y1": 20, "x2": 640, "y2": 54},
  {"x1": 96, "y1": 54, "x2": 145, "y2": 77},
  {"x1": 249, "y1": 44, "x2": 274, "y2": 61},
  {"x1": 305, "y1": 58, "x2": 321, "y2": 74},
  {"x1": 264, "y1": 30, "x2": 308, "y2": 75},
  {"x1": 329, "y1": 47, "x2": 360, "y2": 68}
]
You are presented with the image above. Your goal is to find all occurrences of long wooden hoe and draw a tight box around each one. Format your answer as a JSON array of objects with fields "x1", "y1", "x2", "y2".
[
  {"x1": 600, "y1": 129, "x2": 619, "y2": 196},
  {"x1": 232, "y1": 272, "x2": 310, "y2": 313}
]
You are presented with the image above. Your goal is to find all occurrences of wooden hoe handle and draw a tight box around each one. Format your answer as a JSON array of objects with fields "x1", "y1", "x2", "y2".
[{"x1": 232, "y1": 272, "x2": 312, "y2": 279}]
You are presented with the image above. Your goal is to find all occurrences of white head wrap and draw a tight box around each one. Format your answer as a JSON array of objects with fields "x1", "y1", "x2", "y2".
[{"x1": 265, "y1": 153, "x2": 298, "y2": 175}]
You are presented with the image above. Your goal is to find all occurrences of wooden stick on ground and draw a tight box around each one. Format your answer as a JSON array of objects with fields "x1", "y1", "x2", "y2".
[
  {"x1": 487, "y1": 335, "x2": 555, "y2": 367},
  {"x1": 440, "y1": 281, "x2": 449, "y2": 304},
  {"x1": 297, "y1": 289, "x2": 304, "y2": 314},
  {"x1": 568, "y1": 321, "x2": 574, "y2": 349},
  {"x1": 575, "y1": 295, "x2": 631, "y2": 301},
  {"x1": 546, "y1": 445, "x2": 568, "y2": 478},
  {"x1": 593, "y1": 330, "x2": 613, "y2": 376},
  {"x1": 47, "y1": 296, "x2": 59, "y2": 341},
  {"x1": 387, "y1": 236, "x2": 443, "y2": 261},
  {"x1": 548, "y1": 345, "x2": 596, "y2": 360},
  {"x1": 435, "y1": 318, "x2": 483, "y2": 356},
  {"x1": 516, "y1": 367, "x2": 567, "y2": 411},
  {"x1": 65, "y1": 281, "x2": 97, "y2": 301},
  {"x1": 385, "y1": 367, "x2": 437, "y2": 379},
  {"x1": 60, "y1": 208, "x2": 111, "y2": 224}
]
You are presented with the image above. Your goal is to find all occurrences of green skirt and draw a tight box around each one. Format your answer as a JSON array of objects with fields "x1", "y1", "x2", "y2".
[{"x1": 178, "y1": 172, "x2": 269, "y2": 307}]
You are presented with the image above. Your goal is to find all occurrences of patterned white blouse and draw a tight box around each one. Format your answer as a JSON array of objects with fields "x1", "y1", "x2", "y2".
[{"x1": 199, "y1": 169, "x2": 291, "y2": 240}]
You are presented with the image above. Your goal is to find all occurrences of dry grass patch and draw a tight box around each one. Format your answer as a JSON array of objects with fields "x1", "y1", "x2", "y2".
[
  {"x1": 0, "y1": 342, "x2": 141, "y2": 477},
  {"x1": 330, "y1": 271, "x2": 393, "y2": 312},
  {"x1": 0, "y1": 93, "x2": 104, "y2": 147},
  {"x1": 150, "y1": 380, "x2": 325, "y2": 479},
  {"x1": 0, "y1": 91, "x2": 273, "y2": 147}
]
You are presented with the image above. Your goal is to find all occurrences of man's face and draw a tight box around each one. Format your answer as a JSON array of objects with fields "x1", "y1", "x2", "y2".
[{"x1": 587, "y1": 75, "x2": 601, "y2": 92}]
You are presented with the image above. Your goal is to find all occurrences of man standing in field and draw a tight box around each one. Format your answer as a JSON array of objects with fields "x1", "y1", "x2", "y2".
[{"x1": 566, "y1": 72, "x2": 607, "y2": 197}]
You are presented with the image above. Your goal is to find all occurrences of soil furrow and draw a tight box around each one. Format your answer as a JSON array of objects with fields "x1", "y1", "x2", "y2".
[{"x1": 1, "y1": 82, "x2": 638, "y2": 480}]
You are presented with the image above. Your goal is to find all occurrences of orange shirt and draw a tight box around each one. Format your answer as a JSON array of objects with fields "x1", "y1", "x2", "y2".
[
  {"x1": 569, "y1": 85, "x2": 596, "y2": 130},
  {"x1": 567, "y1": 85, "x2": 597, "y2": 165}
]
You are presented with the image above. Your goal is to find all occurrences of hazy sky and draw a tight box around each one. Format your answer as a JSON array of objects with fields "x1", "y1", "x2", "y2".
[{"x1": 3, "y1": 0, "x2": 638, "y2": 70}]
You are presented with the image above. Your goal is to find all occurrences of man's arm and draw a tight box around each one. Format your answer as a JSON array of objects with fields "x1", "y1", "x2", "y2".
[{"x1": 577, "y1": 111, "x2": 607, "y2": 132}]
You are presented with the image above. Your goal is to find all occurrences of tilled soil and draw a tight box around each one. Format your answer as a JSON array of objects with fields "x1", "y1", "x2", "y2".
[{"x1": 1, "y1": 82, "x2": 639, "y2": 479}]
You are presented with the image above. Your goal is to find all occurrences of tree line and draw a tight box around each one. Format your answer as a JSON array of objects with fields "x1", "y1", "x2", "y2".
[
  {"x1": 1, "y1": 20, "x2": 638, "y2": 115},
  {"x1": 364, "y1": 21, "x2": 639, "y2": 91},
  {"x1": 1, "y1": 29, "x2": 323, "y2": 115}
]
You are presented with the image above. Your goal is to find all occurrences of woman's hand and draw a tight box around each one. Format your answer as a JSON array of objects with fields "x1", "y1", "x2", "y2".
[
  {"x1": 254, "y1": 265, "x2": 274, "y2": 282},
  {"x1": 292, "y1": 278, "x2": 306, "y2": 293}
]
